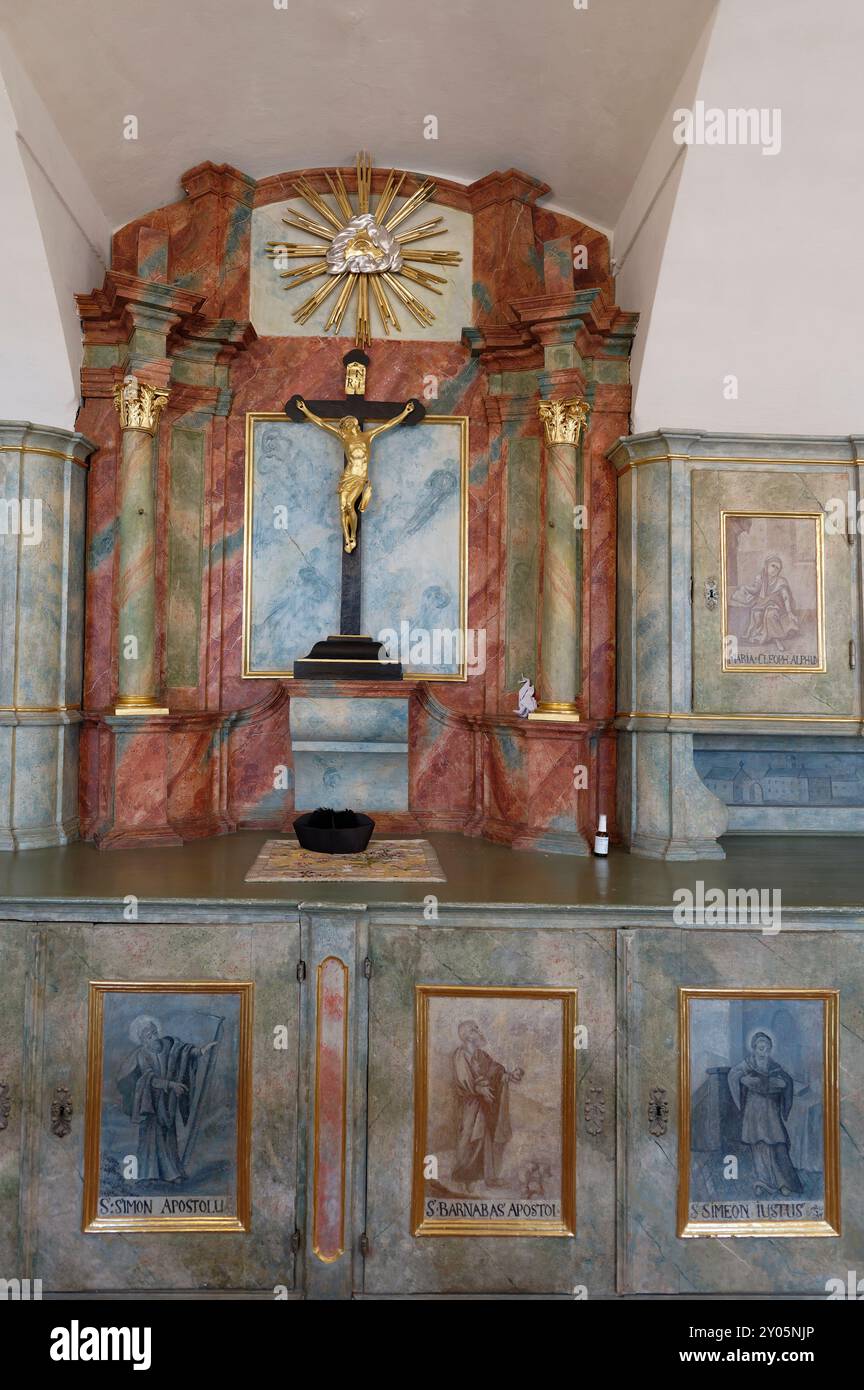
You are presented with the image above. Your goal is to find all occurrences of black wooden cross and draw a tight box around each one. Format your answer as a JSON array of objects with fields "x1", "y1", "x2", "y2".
[{"x1": 284, "y1": 349, "x2": 425, "y2": 679}]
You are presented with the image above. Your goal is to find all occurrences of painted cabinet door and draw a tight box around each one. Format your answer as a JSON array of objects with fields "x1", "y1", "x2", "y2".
[
  {"x1": 362, "y1": 924, "x2": 615, "y2": 1297},
  {"x1": 25, "y1": 921, "x2": 300, "y2": 1294},
  {"x1": 620, "y1": 928, "x2": 864, "y2": 1295},
  {"x1": 691, "y1": 468, "x2": 860, "y2": 718},
  {"x1": 0, "y1": 925, "x2": 28, "y2": 1281}
]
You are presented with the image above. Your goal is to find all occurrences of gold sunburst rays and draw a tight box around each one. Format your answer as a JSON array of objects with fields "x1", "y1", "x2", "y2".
[{"x1": 266, "y1": 151, "x2": 462, "y2": 348}]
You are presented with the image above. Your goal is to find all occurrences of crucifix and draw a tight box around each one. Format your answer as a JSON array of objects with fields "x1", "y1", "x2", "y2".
[{"x1": 284, "y1": 349, "x2": 425, "y2": 678}]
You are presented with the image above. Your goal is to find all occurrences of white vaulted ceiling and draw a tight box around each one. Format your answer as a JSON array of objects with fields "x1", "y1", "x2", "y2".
[{"x1": 0, "y1": 0, "x2": 715, "y2": 231}]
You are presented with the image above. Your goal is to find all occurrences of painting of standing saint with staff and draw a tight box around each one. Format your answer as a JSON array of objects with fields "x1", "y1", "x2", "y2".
[
  {"x1": 411, "y1": 985, "x2": 577, "y2": 1237},
  {"x1": 83, "y1": 982, "x2": 253, "y2": 1232}
]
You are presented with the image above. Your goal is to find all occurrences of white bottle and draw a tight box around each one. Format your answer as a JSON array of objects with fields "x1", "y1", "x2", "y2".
[{"x1": 593, "y1": 813, "x2": 609, "y2": 856}]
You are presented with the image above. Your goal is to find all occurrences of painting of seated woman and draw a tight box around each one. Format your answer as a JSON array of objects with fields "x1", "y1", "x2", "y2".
[{"x1": 722, "y1": 511, "x2": 825, "y2": 672}]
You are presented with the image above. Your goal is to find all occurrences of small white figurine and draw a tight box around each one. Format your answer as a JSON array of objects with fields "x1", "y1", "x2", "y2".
[{"x1": 515, "y1": 676, "x2": 537, "y2": 718}]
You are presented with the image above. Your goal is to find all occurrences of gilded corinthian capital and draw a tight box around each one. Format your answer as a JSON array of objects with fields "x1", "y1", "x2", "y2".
[
  {"x1": 112, "y1": 375, "x2": 170, "y2": 435},
  {"x1": 537, "y1": 396, "x2": 590, "y2": 446}
]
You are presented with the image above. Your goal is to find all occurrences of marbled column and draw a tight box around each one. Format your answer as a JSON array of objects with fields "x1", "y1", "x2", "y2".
[
  {"x1": 533, "y1": 397, "x2": 589, "y2": 718},
  {"x1": 541, "y1": 440, "x2": 580, "y2": 704},
  {"x1": 0, "y1": 421, "x2": 96, "y2": 848},
  {"x1": 112, "y1": 376, "x2": 169, "y2": 713}
]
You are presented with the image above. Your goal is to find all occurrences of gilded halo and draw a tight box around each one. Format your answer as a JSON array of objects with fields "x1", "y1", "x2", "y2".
[{"x1": 266, "y1": 151, "x2": 462, "y2": 348}]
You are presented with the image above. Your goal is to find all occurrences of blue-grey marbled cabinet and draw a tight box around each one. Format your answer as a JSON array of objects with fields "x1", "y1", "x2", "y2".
[
  {"x1": 0, "y1": 421, "x2": 95, "y2": 849},
  {"x1": 611, "y1": 429, "x2": 864, "y2": 858},
  {"x1": 2, "y1": 911, "x2": 863, "y2": 1298},
  {"x1": 620, "y1": 929, "x2": 863, "y2": 1296}
]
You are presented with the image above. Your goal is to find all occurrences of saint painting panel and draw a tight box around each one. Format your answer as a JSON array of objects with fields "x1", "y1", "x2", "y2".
[
  {"x1": 411, "y1": 985, "x2": 577, "y2": 1237},
  {"x1": 678, "y1": 988, "x2": 840, "y2": 1237},
  {"x1": 83, "y1": 982, "x2": 253, "y2": 1233},
  {"x1": 720, "y1": 511, "x2": 825, "y2": 672}
]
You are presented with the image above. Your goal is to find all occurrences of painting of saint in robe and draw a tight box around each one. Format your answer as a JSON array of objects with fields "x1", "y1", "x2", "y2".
[
  {"x1": 414, "y1": 986, "x2": 575, "y2": 1235},
  {"x1": 682, "y1": 989, "x2": 838, "y2": 1235},
  {"x1": 729, "y1": 554, "x2": 799, "y2": 652},
  {"x1": 84, "y1": 984, "x2": 251, "y2": 1232},
  {"x1": 450, "y1": 1019, "x2": 524, "y2": 1192},
  {"x1": 720, "y1": 512, "x2": 824, "y2": 671},
  {"x1": 116, "y1": 1015, "x2": 218, "y2": 1184},
  {"x1": 727, "y1": 1031, "x2": 803, "y2": 1197}
]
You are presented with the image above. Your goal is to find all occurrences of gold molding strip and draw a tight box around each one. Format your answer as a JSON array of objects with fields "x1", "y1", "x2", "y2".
[
  {"x1": 617, "y1": 710, "x2": 862, "y2": 723},
  {"x1": 528, "y1": 705, "x2": 582, "y2": 723},
  {"x1": 0, "y1": 704, "x2": 81, "y2": 713},
  {"x1": 113, "y1": 706, "x2": 170, "y2": 716},
  {"x1": 113, "y1": 694, "x2": 170, "y2": 715},
  {"x1": 616, "y1": 452, "x2": 856, "y2": 474},
  {"x1": 0, "y1": 445, "x2": 89, "y2": 469}
]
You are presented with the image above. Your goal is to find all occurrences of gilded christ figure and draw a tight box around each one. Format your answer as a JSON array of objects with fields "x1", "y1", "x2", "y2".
[
  {"x1": 116, "y1": 1016, "x2": 217, "y2": 1184},
  {"x1": 728, "y1": 1031, "x2": 803, "y2": 1198},
  {"x1": 294, "y1": 399, "x2": 414, "y2": 553},
  {"x1": 450, "y1": 1020, "x2": 523, "y2": 1192}
]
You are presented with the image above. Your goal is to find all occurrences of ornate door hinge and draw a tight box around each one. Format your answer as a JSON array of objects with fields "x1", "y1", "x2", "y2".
[
  {"x1": 648, "y1": 1087, "x2": 669, "y2": 1137},
  {"x1": 0, "y1": 1080, "x2": 11, "y2": 1132},
  {"x1": 296, "y1": 960, "x2": 306, "y2": 983},
  {"x1": 51, "y1": 1085, "x2": 73, "y2": 1138},
  {"x1": 363, "y1": 957, "x2": 373, "y2": 979},
  {"x1": 584, "y1": 1085, "x2": 605, "y2": 1136},
  {"x1": 359, "y1": 1232, "x2": 370, "y2": 1258},
  {"x1": 290, "y1": 1228, "x2": 302, "y2": 1255}
]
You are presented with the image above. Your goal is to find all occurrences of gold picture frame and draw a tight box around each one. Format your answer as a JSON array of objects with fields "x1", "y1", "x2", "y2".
[
  {"x1": 677, "y1": 988, "x2": 840, "y2": 1238},
  {"x1": 83, "y1": 981, "x2": 254, "y2": 1234},
  {"x1": 242, "y1": 411, "x2": 469, "y2": 680},
  {"x1": 411, "y1": 984, "x2": 577, "y2": 1237},
  {"x1": 720, "y1": 510, "x2": 826, "y2": 673}
]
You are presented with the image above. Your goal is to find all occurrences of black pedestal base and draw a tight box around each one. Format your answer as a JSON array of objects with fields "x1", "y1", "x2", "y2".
[
  {"x1": 294, "y1": 634, "x2": 403, "y2": 681},
  {"x1": 293, "y1": 810, "x2": 375, "y2": 854}
]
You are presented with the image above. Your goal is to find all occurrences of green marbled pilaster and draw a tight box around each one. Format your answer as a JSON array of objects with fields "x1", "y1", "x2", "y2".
[
  {"x1": 116, "y1": 427, "x2": 159, "y2": 705},
  {"x1": 539, "y1": 440, "x2": 581, "y2": 705},
  {"x1": 504, "y1": 435, "x2": 541, "y2": 690}
]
